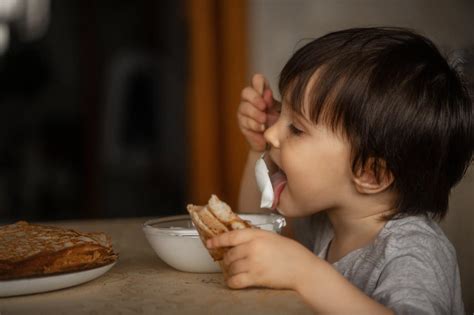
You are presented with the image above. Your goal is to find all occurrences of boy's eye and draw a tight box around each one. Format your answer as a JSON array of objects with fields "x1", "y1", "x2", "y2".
[{"x1": 288, "y1": 123, "x2": 303, "y2": 136}]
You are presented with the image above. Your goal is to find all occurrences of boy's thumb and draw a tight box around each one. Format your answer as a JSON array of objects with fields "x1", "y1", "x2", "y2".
[{"x1": 252, "y1": 74, "x2": 266, "y2": 95}]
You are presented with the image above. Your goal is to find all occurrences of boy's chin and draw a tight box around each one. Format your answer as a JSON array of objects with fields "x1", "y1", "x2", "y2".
[
  {"x1": 274, "y1": 204, "x2": 303, "y2": 217},
  {"x1": 274, "y1": 206, "x2": 285, "y2": 215},
  {"x1": 276, "y1": 200, "x2": 324, "y2": 217}
]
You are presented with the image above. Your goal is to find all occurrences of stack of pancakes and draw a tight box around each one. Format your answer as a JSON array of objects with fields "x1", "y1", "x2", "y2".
[{"x1": 0, "y1": 221, "x2": 118, "y2": 280}]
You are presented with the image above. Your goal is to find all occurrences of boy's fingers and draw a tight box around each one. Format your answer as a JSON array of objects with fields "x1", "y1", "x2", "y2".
[
  {"x1": 223, "y1": 244, "x2": 250, "y2": 266},
  {"x1": 241, "y1": 87, "x2": 266, "y2": 111},
  {"x1": 207, "y1": 229, "x2": 257, "y2": 249},
  {"x1": 251, "y1": 73, "x2": 266, "y2": 95},
  {"x1": 241, "y1": 129, "x2": 267, "y2": 151},
  {"x1": 227, "y1": 273, "x2": 253, "y2": 289},
  {"x1": 238, "y1": 103, "x2": 267, "y2": 124},
  {"x1": 238, "y1": 113, "x2": 265, "y2": 132},
  {"x1": 241, "y1": 127, "x2": 265, "y2": 140},
  {"x1": 227, "y1": 258, "x2": 250, "y2": 277}
]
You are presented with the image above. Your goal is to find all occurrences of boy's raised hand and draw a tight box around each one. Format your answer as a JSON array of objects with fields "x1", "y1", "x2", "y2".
[
  {"x1": 206, "y1": 229, "x2": 316, "y2": 290},
  {"x1": 237, "y1": 74, "x2": 280, "y2": 152}
]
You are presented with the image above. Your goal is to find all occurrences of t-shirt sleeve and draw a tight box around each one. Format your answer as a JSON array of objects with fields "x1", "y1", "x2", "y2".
[{"x1": 371, "y1": 234, "x2": 464, "y2": 315}]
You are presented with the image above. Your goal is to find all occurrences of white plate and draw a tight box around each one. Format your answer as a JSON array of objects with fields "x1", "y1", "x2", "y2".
[{"x1": 0, "y1": 262, "x2": 116, "y2": 297}]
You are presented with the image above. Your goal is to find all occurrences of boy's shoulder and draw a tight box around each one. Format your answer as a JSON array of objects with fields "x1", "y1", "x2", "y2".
[
  {"x1": 376, "y1": 215, "x2": 457, "y2": 264},
  {"x1": 382, "y1": 215, "x2": 450, "y2": 242},
  {"x1": 364, "y1": 215, "x2": 464, "y2": 313}
]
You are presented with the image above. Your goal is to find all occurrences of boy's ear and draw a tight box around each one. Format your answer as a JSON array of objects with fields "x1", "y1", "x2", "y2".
[{"x1": 352, "y1": 158, "x2": 394, "y2": 194}]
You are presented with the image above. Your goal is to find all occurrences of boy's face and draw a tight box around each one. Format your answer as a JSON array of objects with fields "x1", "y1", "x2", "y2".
[{"x1": 264, "y1": 99, "x2": 354, "y2": 217}]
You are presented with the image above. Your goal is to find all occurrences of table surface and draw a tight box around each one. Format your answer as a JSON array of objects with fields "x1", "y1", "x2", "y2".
[{"x1": 0, "y1": 217, "x2": 312, "y2": 314}]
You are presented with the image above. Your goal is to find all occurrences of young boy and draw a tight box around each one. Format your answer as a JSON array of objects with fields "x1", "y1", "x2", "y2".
[{"x1": 206, "y1": 27, "x2": 473, "y2": 314}]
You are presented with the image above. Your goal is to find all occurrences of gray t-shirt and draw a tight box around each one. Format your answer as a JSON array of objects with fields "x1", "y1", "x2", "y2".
[{"x1": 293, "y1": 213, "x2": 464, "y2": 314}]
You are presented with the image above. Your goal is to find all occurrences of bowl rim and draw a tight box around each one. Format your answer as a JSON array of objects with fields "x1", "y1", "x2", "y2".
[
  {"x1": 143, "y1": 215, "x2": 199, "y2": 237},
  {"x1": 142, "y1": 213, "x2": 286, "y2": 237}
]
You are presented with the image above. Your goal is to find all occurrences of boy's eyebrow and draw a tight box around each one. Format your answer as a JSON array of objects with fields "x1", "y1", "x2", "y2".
[
  {"x1": 282, "y1": 94, "x2": 311, "y2": 126},
  {"x1": 292, "y1": 111, "x2": 311, "y2": 126}
]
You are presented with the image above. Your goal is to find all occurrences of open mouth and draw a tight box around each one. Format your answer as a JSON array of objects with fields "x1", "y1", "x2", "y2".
[
  {"x1": 256, "y1": 152, "x2": 288, "y2": 211},
  {"x1": 269, "y1": 166, "x2": 287, "y2": 210}
]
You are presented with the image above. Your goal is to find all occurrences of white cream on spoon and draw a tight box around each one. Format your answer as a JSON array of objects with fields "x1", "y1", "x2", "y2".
[
  {"x1": 253, "y1": 78, "x2": 275, "y2": 209},
  {"x1": 255, "y1": 152, "x2": 274, "y2": 209}
]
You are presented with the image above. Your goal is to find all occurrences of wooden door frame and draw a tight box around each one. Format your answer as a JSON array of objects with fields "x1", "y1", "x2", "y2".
[{"x1": 186, "y1": 0, "x2": 248, "y2": 208}]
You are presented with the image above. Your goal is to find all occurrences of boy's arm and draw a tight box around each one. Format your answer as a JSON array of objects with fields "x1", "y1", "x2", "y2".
[
  {"x1": 296, "y1": 257, "x2": 394, "y2": 315},
  {"x1": 237, "y1": 150, "x2": 265, "y2": 213},
  {"x1": 209, "y1": 228, "x2": 391, "y2": 313}
]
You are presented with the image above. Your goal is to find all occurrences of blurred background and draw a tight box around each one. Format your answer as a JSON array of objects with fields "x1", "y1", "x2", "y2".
[
  {"x1": 0, "y1": 0, "x2": 191, "y2": 221},
  {"x1": 0, "y1": 0, "x2": 472, "y2": 309}
]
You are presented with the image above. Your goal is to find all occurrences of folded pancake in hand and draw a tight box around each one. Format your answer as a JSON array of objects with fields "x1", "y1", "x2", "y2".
[
  {"x1": 187, "y1": 195, "x2": 253, "y2": 262},
  {"x1": 0, "y1": 221, "x2": 118, "y2": 280}
]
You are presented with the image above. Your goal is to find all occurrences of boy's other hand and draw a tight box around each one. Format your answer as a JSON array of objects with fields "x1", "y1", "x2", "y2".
[
  {"x1": 206, "y1": 229, "x2": 315, "y2": 290},
  {"x1": 237, "y1": 74, "x2": 280, "y2": 152}
]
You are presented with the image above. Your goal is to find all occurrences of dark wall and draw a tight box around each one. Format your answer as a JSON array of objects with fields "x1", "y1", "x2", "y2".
[{"x1": 0, "y1": 0, "x2": 187, "y2": 222}]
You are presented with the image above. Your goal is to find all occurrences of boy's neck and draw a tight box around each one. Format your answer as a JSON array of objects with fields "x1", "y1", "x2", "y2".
[{"x1": 325, "y1": 198, "x2": 395, "y2": 263}]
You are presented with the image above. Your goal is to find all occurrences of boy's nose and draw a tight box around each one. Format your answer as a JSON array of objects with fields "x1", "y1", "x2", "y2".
[{"x1": 264, "y1": 123, "x2": 280, "y2": 149}]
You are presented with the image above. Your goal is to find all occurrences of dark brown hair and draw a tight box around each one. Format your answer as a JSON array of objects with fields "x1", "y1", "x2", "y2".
[{"x1": 279, "y1": 27, "x2": 473, "y2": 220}]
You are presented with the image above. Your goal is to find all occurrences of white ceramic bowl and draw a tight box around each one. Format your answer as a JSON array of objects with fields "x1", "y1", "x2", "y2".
[{"x1": 143, "y1": 214, "x2": 286, "y2": 273}]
